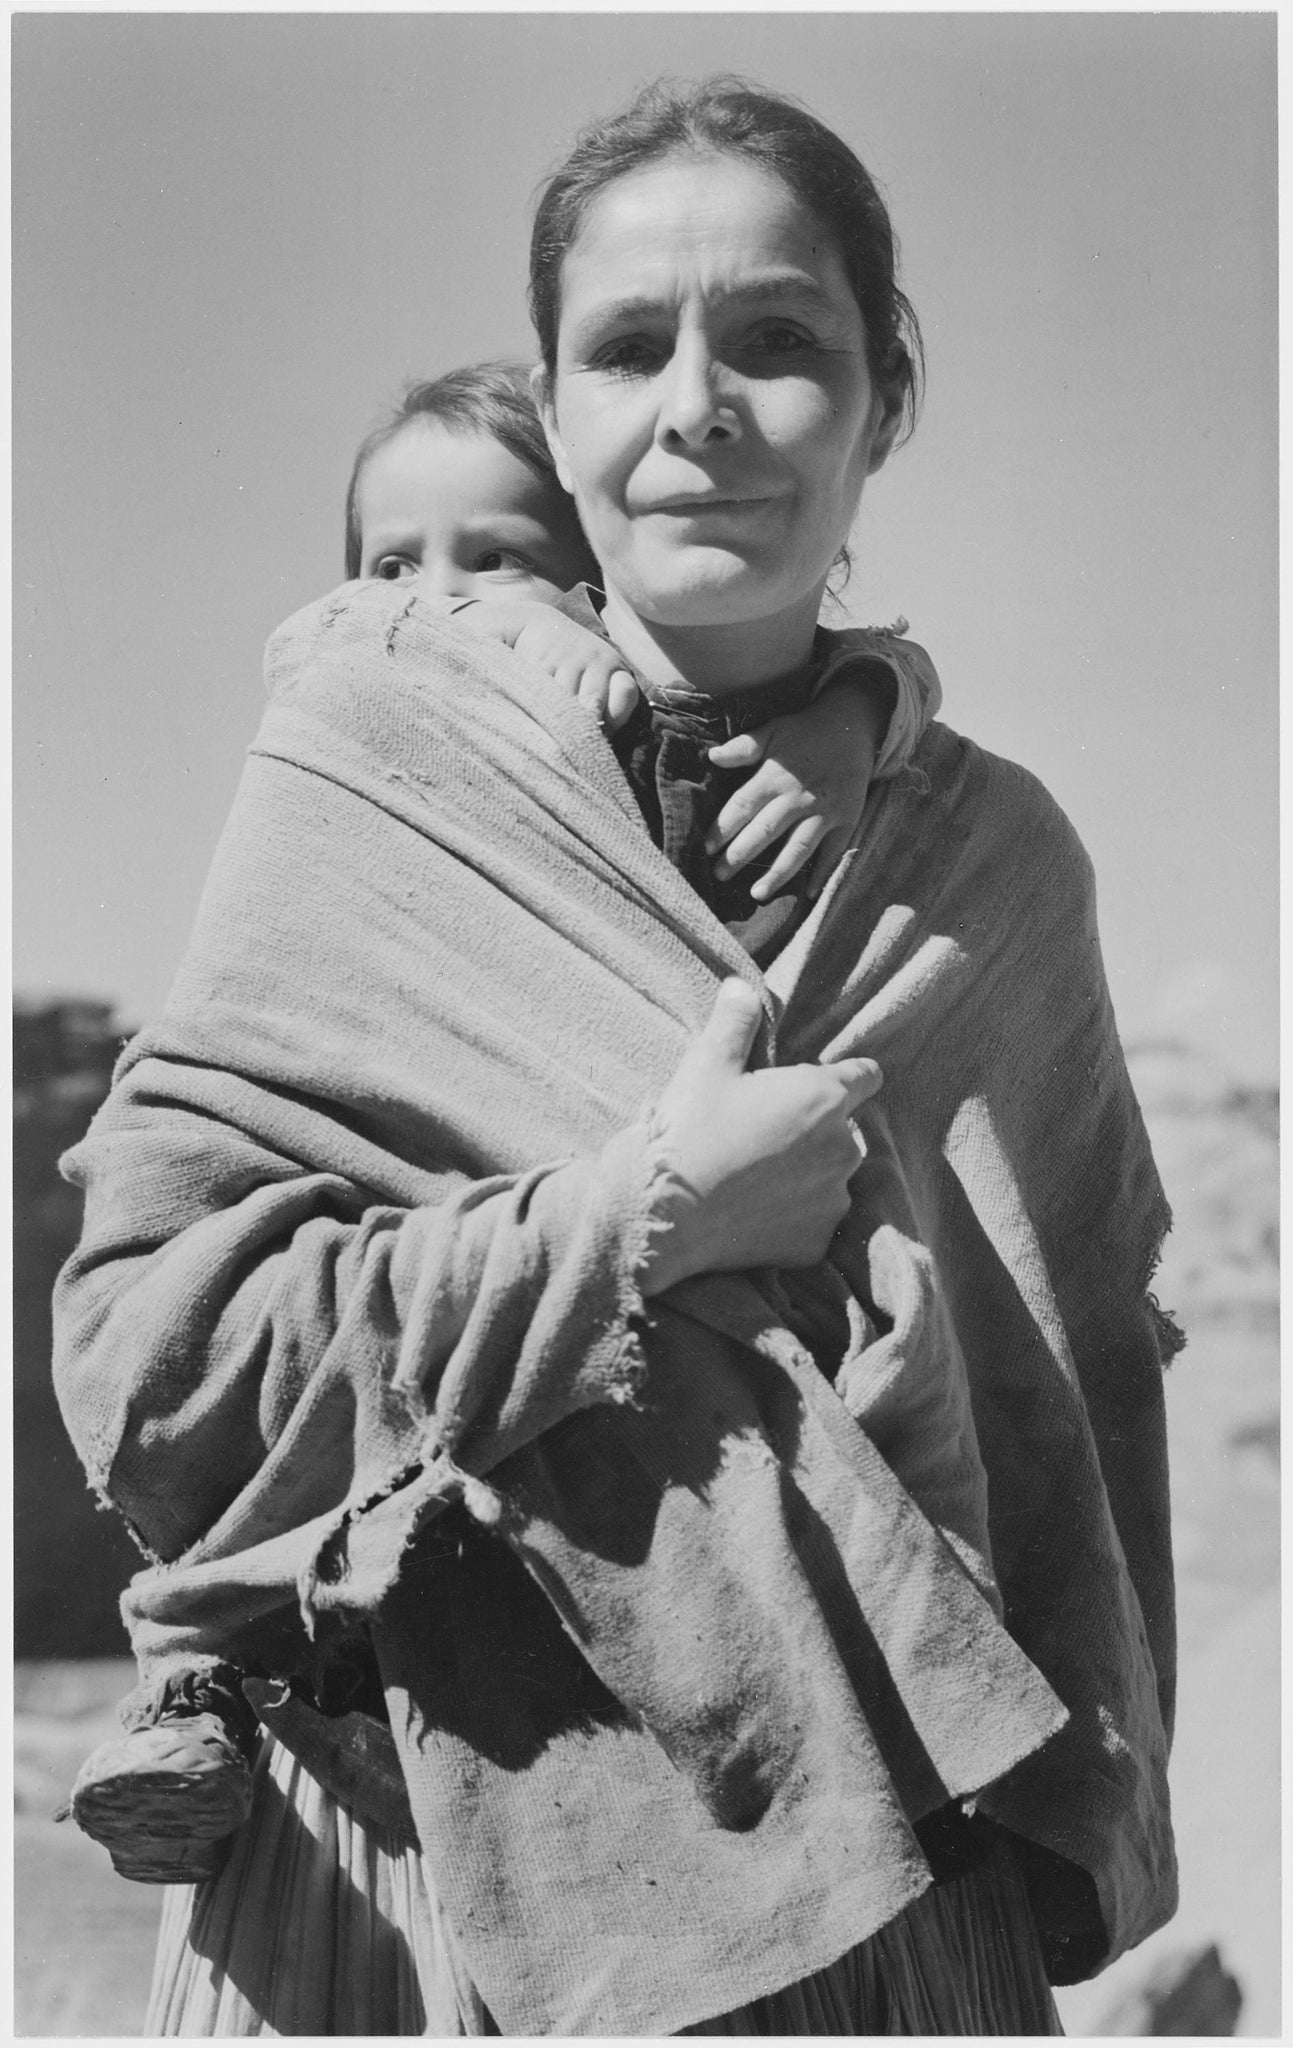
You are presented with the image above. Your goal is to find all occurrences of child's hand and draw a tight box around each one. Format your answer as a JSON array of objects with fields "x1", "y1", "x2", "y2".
[
  {"x1": 704, "y1": 678, "x2": 887, "y2": 901},
  {"x1": 453, "y1": 599, "x2": 640, "y2": 732}
]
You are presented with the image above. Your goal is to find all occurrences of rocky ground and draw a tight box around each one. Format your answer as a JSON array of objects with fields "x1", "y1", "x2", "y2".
[{"x1": 14, "y1": 1037, "x2": 1278, "y2": 2036}]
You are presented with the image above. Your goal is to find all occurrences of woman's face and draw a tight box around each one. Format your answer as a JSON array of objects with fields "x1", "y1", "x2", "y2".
[{"x1": 538, "y1": 152, "x2": 902, "y2": 643}]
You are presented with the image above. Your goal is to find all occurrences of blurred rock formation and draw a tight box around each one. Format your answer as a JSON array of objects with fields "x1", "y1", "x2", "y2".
[
  {"x1": 1096, "y1": 1941, "x2": 1243, "y2": 2035},
  {"x1": 14, "y1": 1000, "x2": 141, "y2": 1657},
  {"x1": 1128, "y1": 1038, "x2": 1279, "y2": 1336}
]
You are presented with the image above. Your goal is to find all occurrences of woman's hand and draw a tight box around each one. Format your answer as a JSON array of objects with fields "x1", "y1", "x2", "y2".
[
  {"x1": 641, "y1": 980, "x2": 881, "y2": 1295},
  {"x1": 704, "y1": 673, "x2": 890, "y2": 900},
  {"x1": 454, "y1": 598, "x2": 641, "y2": 732}
]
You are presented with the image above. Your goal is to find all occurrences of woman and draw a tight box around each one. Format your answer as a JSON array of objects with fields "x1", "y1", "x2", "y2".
[{"x1": 54, "y1": 78, "x2": 1176, "y2": 2036}]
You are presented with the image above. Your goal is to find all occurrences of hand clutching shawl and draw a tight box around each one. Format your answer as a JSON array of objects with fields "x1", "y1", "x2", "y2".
[{"x1": 53, "y1": 582, "x2": 1176, "y2": 2036}]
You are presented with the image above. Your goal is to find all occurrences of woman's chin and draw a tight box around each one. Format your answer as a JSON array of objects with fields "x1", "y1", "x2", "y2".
[{"x1": 621, "y1": 549, "x2": 801, "y2": 630}]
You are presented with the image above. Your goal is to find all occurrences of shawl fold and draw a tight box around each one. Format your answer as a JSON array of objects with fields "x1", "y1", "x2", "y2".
[{"x1": 54, "y1": 582, "x2": 1175, "y2": 2034}]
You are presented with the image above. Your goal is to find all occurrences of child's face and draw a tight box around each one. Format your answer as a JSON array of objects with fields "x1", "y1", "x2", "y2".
[{"x1": 355, "y1": 418, "x2": 595, "y2": 604}]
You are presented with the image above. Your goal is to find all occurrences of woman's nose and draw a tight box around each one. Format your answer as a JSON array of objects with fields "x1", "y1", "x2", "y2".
[{"x1": 655, "y1": 339, "x2": 741, "y2": 451}]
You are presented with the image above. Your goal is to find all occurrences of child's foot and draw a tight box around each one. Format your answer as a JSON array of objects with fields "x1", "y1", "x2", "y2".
[{"x1": 64, "y1": 1711, "x2": 255, "y2": 1884}]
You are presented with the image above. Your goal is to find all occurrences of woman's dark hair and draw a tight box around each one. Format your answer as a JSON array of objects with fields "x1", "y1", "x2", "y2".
[
  {"x1": 343, "y1": 361, "x2": 559, "y2": 579},
  {"x1": 529, "y1": 76, "x2": 924, "y2": 442}
]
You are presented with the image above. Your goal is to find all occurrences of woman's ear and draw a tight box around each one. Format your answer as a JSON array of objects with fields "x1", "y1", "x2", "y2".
[
  {"x1": 531, "y1": 366, "x2": 576, "y2": 495},
  {"x1": 865, "y1": 382, "x2": 905, "y2": 478}
]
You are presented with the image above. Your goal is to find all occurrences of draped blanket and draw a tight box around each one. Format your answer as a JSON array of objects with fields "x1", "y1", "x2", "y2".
[{"x1": 54, "y1": 582, "x2": 1176, "y2": 2035}]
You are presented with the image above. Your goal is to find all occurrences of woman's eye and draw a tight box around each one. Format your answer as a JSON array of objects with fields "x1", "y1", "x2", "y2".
[
  {"x1": 747, "y1": 323, "x2": 814, "y2": 357},
  {"x1": 477, "y1": 549, "x2": 533, "y2": 576},
  {"x1": 593, "y1": 337, "x2": 662, "y2": 377},
  {"x1": 373, "y1": 555, "x2": 416, "y2": 581}
]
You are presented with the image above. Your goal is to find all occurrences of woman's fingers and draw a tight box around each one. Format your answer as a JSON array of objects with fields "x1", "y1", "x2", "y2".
[
  {"x1": 749, "y1": 817, "x2": 828, "y2": 900},
  {"x1": 659, "y1": 979, "x2": 764, "y2": 1125},
  {"x1": 646, "y1": 1007, "x2": 884, "y2": 1291},
  {"x1": 695, "y1": 978, "x2": 764, "y2": 1071},
  {"x1": 830, "y1": 1056, "x2": 883, "y2": 1112}
]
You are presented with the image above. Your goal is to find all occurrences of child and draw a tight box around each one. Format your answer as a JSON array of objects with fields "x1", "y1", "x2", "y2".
[
  {"x1": 343, "y1": 363, "x2": 941, "y2": 903},
  {"x1": 64, "y1": 362, "x2": 941, "y2": 1881}
]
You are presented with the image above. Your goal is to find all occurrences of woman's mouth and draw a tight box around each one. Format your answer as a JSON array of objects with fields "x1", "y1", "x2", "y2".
[{"x1": 646, "y1": 494, "x2": 778, "y2": 516}]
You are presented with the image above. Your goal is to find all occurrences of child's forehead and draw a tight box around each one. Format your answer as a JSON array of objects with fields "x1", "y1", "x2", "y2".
[{"x1": 362, "y1": 417, "x2": 559, "y2": 520}]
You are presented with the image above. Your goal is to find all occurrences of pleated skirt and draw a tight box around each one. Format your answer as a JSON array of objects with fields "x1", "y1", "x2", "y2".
[{"x1": 146, "y1": 1738, "x2": 1063, "y2": 2037}]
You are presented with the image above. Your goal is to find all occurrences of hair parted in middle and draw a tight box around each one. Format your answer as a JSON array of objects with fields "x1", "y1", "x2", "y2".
[{"x1": 528, "y1": 75, "x2": 924, "y2": 444}]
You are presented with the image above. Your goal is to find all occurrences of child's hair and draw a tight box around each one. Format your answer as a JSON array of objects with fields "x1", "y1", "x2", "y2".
[{"x1": 343, "y1": 360, "x2": 561, "y2": 580}]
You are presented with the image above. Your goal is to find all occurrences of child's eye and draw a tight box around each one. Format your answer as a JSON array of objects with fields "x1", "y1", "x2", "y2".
[
  {"x1": 477, "y1": 549, "x2": 535, "y2": 577},
  {"x1": 373, "y1": 554, "x2": 416, "y2": 582}
]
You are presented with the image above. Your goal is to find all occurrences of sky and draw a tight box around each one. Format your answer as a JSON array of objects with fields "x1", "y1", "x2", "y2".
[{"x1": 13, "y1": 11, "x2": 1277, "y2": 1079}]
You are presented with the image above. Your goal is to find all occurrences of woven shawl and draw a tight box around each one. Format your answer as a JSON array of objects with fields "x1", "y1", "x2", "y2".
[{"x1": 54, "y1": 582, "x2": 1176, "y2": 2033}]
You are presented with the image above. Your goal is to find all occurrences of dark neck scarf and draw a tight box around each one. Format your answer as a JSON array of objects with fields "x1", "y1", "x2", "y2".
[{"x1": 557, "y1": 586, "x2": 827, "y2": 966}]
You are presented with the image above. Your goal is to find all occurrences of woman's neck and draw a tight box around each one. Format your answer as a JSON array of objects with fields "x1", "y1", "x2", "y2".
[{"x1": 601, "y1": 586, "x2": 824, "y2": 701}]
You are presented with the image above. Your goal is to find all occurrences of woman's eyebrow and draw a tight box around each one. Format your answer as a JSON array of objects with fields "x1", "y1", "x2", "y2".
[
  {"x1": 571, "y1": 273, "x2": 839, "y2": 342},
  {"x1": 717, "y1": 274, "x2": 840, "y2": 312}
]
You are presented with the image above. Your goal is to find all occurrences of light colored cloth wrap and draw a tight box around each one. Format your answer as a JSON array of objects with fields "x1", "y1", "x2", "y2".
[{"x1": 56, "y1": 583, "x2": 1175, "y2": 2034}]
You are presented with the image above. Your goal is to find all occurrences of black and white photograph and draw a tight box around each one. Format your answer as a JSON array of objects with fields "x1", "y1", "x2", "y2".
[{"x1": 13, "y1": 11, "x2": 1277, "y2": 2038}]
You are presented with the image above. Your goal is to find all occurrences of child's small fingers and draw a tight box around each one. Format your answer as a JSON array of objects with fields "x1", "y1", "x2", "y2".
[
  {"x1": 605, "y1": 671, "x2": 642, "y2": 731},
  {"x1": 704, "y1": 769, "x2": 787, "y2": 855},
  {"x1": 576, "y1": 666, "x2": 612, "y2": 719},
  {"x1": 707, "y1": 731, "x2": 767, "y2": 767},
  {"x1": 749, "y1": 817, "x2": 828, "y2": 900},
  {"x1": 546, "y1": 658, "x2": 587, "y2": 697},
  {"x1": 713, "y1": 795, "x2": 814, "y2": 879}
]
